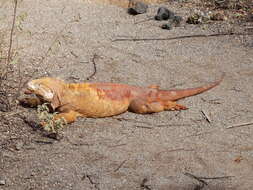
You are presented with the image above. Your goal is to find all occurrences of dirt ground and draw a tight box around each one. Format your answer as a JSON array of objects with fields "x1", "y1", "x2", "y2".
[{"x1": 0, "y1": 0, "x2": 253, "y2": 189}]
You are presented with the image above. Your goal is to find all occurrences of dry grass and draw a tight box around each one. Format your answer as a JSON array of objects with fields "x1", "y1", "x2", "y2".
[
  {"x1": 200, "y1": 0, "x2": 252, "y2": 10},
  {"x1": 0, "y1": 0, "x2": 25, "y2": 112}
]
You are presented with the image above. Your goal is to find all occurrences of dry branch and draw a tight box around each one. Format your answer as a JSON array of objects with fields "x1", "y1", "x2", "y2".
[
  {"x1": 226, "y1": 121, "x2": 253, "y2": 129},
  {"x1": 112, "y1": 32, "x2": 252, "y2": 42},
  {"x1": 6, "y1": 0, "x2": 17, "y2": 65},
  {"x1": 114, "y1": 160, "x2": 127, "y2": 172},
  {"x1": 184, "y1": 172, "x2": 208, "y2": 189},
  {"x1": 86, "y1": 54, "x2": 98, "y2": 80},
  {"x1": 0, "y1": 0, "x2": 18, "y2": 111}
]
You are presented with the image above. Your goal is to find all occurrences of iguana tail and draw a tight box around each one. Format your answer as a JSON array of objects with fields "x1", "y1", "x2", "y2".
[{"x1": 160, "y1": 73, "x2": 224, "y2": 101}]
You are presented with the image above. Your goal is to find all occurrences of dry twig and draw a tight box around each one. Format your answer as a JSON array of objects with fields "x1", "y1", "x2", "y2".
[
  {"x1": 226, "y1": 121, "x2": 253, "y2": 129},
  {"x1": 0, "y1": 0, "x2": 18, "y2": 111},
  {"x1": 200, "y1": 110, "x2": 211, "y2": 123},
  {"x1": 112, "y1": 32, "x2": 252, "y2": 42},
  {"x1": 1, "y1": 0, "x2": 18, "y2": 80},
  {"x1": 184, "y1": 172, "x2": 234, "y2": 189},
  {"x1": 184, "y1": 172, "x2": 208, "y2": 189},
  {"x1": 6, "y1": 0, "x2": 18, "y2": 66},
  {"x1": 86, "y1": 54, "x2": 98, "y2": 80},
  {"x1": 140, "y1": 178, "x2": 151, "y2": 190},
  {"x1": 114, "y1": 160, "x2": 127, "y2": 172},
  {"x1": 83, "y1": 174, "x2": 100, "y2": 190}
]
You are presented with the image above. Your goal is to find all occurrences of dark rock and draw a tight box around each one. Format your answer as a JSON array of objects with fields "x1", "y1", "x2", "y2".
[
  {"x1": 172, "y1": 15, "x2": 183, "y2": 26},
  {"x1": 155, "y1": 7, "x2": 175, "y2": 21},
  {"x1": 160, "y1": 16, "x2": 182, "y2": 30},
  {"x1": 128, "y1": 1, "x2": 148, "y2": 15},
  {"x1": 161, "y1": 23, "x2": 173, "y2": 30},
  {"x1": 0, "y1": 103, "x2": 8, "y2": 112},
  {"x1": 0, "y1": 179, "x2": 6, "y2": 185}
]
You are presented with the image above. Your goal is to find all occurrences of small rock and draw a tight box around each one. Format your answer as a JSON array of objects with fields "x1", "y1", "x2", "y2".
[
  {"x1": 15, "y1": 141, "x2": 24, "y2": 151},
  {"x1": 161, "y1": 23, "x2": 173, "y2": 30},
  {"x1": 128, "y1": 1, "x2": 148, "y2": 15},
  {"x1": 0, "y1": 179, "x2": 6, "y2": 185},
  {"x1": 172, "y1": 15, "x2": 183, "y2": 26},
  {"x1": 0, "y1": 103, "x2": 8, "y2": 112},
  {"x1": 155, "y1": 7, "x2": 175, "y2": 21},
  {"x1": 160, "y1": 15, "x2": 182, "y2": 30}
]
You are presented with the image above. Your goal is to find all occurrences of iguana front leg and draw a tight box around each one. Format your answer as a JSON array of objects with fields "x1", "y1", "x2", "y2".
[
  {"x1": 53, "y1": 110, "x2": 81, "y2": 124},
  {"x1": 128, "y1": 98, "x2": 187, "y2": 114}
]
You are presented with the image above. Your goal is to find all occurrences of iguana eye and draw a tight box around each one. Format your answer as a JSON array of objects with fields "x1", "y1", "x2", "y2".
[{"x1": 39, "y1": 85, "x2": 54, "y2": 99}]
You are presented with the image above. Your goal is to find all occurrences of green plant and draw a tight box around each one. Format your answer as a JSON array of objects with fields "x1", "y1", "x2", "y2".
[{"x1": 37, "y1": 103, "x2": 66, "y2": 133}]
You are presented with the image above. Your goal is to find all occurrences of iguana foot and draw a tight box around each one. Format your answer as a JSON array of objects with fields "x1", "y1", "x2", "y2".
[
  {"x1": 53, "y1": 111, "x2": 81, "y2": 124},
  {"x1": 163, "y1": 101, "x2": 187, "y2": 111}
]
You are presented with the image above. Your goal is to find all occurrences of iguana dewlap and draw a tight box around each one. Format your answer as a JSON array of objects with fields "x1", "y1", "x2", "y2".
[{"x1": 20, "y1": 76, "x2": 223, "y2": 124}]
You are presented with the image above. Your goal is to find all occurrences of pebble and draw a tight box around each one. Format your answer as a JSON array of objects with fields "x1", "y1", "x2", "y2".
[
  {"x1": 15, "y1": 141, "x2": 24, "y2": 151},
  {"x1": 0, "y1": 179, "x2": 6, "y2": 185},
  {"x1": 155, "y1": 7, "x2": 175, "y2": 21},
  {"x1": 128, "y1": 1, "x2": 148, "y2": 15}
]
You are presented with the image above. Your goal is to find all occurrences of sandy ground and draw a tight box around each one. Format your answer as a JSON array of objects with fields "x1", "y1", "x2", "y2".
[{"x1": 0, "y1": 0, "x2": 253, "y2": 189}]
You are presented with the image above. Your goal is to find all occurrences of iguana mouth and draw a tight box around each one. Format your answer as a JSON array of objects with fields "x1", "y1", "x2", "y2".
[
  {"x1": 24, "y1": 89, "x2": 43, "y2": 101},
  {"x1": 24, "y1": 89, "x2": 33, "y2": 94}
]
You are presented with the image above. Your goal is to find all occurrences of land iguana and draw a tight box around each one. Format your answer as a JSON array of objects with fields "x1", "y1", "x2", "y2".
[{"x1": 20, "y1": 75, "x2": 224, "y2": 124}]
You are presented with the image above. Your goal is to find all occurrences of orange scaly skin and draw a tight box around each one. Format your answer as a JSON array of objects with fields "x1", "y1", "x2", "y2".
[{"x1": 20, "y1": 75, "x2": 223, "y2": 124}]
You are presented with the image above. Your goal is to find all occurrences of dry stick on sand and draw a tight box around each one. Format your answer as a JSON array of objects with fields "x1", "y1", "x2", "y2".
[
  {"x1": 6, "y1": 0, "x2": 17, "y2": 68},
  {"x1": 226, "y1": 121, "x2": 253, "y2": 129},
  {"x1": 199, "y1": 176, "x2": 234, "y2": 180},
  {"x1": 0, "y1": 0, "x2": 18, "y2": 110},
  {"x1": 140, "y1": 178, "x2": 151, "y2": 190},
  {"x1": 83, "y1": 174, "x2": 100, "y2": 190},
  {"x1": 184, "y1": 172, "x2": 234, "y2": 189},
  {"x1": 112, "y1": 32, "x2": 253, "y2": 42},
  {"x1": 86, "y1": 53, "x2": 98, "y2": 80},
  {"x1": 1, "y1": 0, "x2": 17, "y2": 83},
  {"x1": 200, "y1": 110, "x2": 211, "y2": 123},
  {"x1": 185, "y1": 172, "x2": 234, "y2": 181},
  {"x1": 184, "y1": 172, "x2": 208, "y2": 189},
  {"x1": 114, "y1": 160, "x2": 127, "y2": 172}
]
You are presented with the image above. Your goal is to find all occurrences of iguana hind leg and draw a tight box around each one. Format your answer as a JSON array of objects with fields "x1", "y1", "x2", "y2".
[
  {"x1": 128, "y1": 98, "x2": 187, "y2": 114},
  {"x1": 128, "y1": 98, "x2": 164, "y2": 114}
]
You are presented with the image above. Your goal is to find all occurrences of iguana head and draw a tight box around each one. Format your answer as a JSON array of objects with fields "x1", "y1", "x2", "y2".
[{"x1": 25, "y1": 77, "x2": 64, "y2": 109}]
